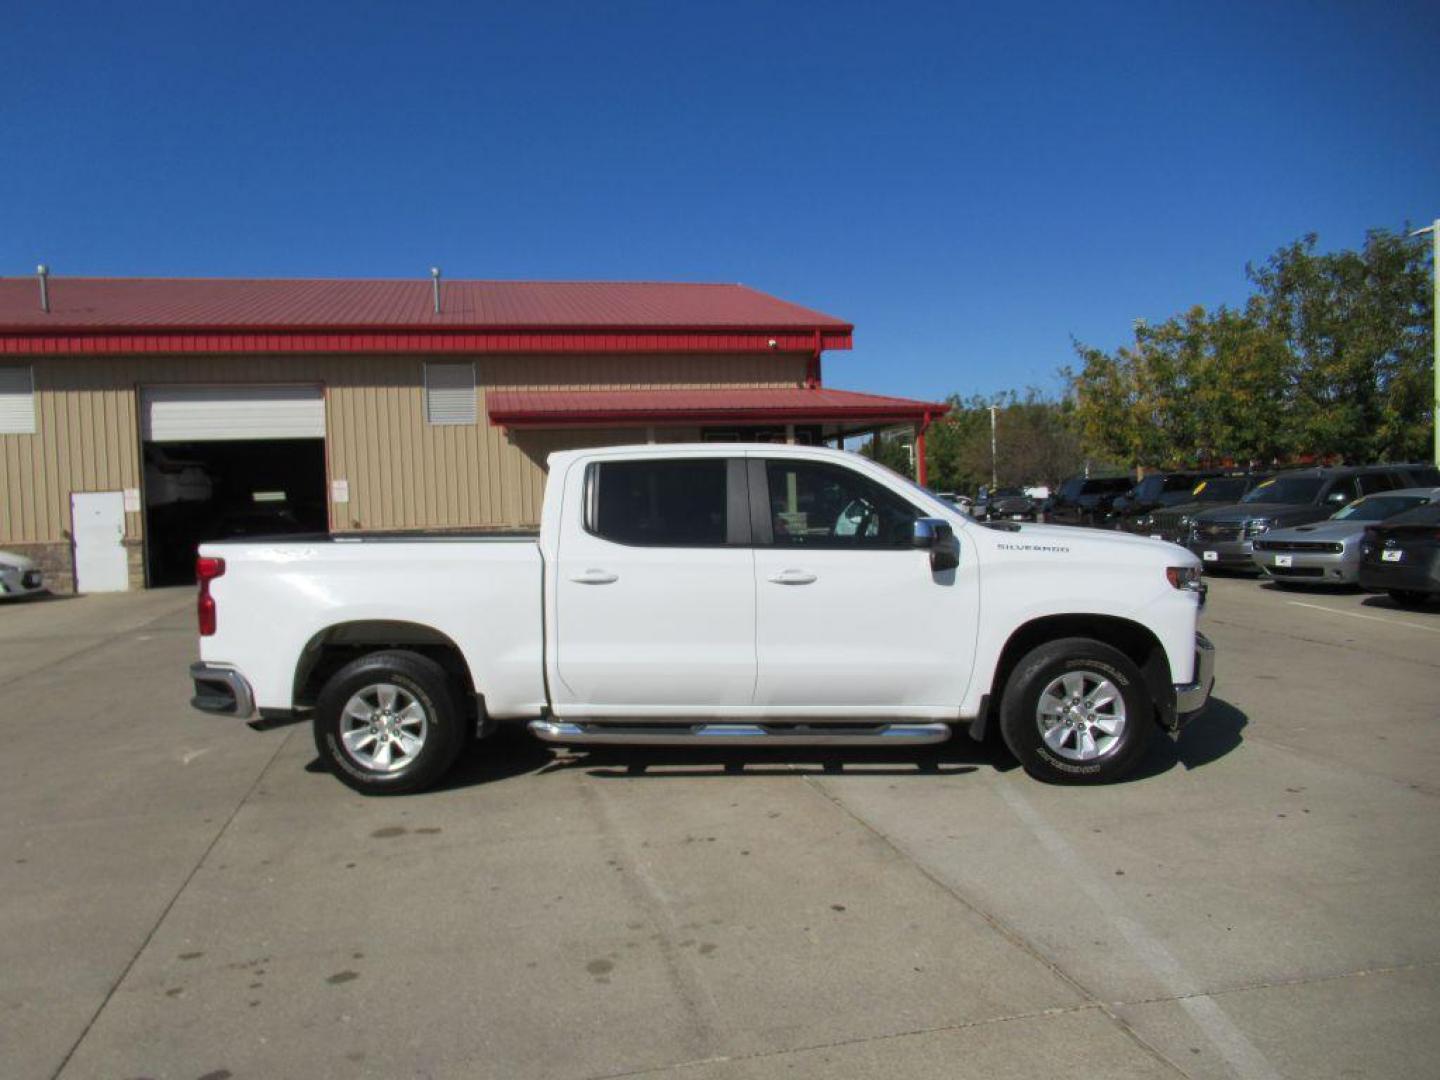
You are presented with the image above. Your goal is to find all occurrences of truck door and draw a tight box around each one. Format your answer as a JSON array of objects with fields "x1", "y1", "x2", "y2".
[
  {"x1": 750, "y1": 456, "x2": 973, "y2": 712},
  {"x1": 551, "y1": 455, "x2": 756, "y2": 711}
]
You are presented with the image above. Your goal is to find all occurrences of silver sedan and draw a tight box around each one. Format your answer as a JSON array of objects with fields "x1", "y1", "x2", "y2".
[{"x1": 1251, "y1": 487, "x2": 1440, "y2": 586}]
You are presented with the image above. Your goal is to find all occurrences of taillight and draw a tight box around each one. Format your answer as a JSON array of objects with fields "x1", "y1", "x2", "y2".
[{"x1": 196, "y1": 556, "x2": 225, "y2": 637}]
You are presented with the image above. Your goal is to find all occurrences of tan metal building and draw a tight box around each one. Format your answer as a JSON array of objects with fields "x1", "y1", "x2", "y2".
[{"x1": 0, "y1": 276, "x2": 945, "y2": 593}]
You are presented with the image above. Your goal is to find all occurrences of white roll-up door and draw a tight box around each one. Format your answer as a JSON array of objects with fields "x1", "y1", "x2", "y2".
[{"x1": 142, "y1": 386, "x2": 325, "y2": 442}]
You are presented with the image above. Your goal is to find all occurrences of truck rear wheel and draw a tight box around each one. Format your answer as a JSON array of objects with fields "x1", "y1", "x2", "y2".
[
  {"x1": 999, "y1": 637, "x2": 1152, "y2": 784},
  {"x1": 313, "y1": 650, "x2": 467, "y2": 795}
]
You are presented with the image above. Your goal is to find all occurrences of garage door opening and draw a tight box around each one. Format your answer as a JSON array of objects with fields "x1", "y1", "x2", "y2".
[
  {"x1": 140, "y1": 386, "x2": 329, "y2": 586},
  {"x1": 143, "y1": 439, "x2": 328, "y2": 585}
]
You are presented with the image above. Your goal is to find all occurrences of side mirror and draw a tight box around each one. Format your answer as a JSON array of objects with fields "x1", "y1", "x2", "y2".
[{"x1": 913, "y1": 518, "x2": 959, "y2": 573}]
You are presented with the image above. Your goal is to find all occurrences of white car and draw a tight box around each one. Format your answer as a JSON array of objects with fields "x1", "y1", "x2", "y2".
[
  {"x1": 0, "y1": 550, "x2": 44, "y2": 599},
  {"x1": 189, "y1": 443, "x2": 1213, "y2": 794}
]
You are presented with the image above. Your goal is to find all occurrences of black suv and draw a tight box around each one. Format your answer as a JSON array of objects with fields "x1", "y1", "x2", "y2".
[
  {"x1": 1187, "y1": 464, "x2": 1440, "y2": 570},
  {"x1": 1112, "y1": 471, "x2": 1221, "y2": 533},
  {"x1": 1047, "y1": 475, "x2": 1135, "y2": 527}
]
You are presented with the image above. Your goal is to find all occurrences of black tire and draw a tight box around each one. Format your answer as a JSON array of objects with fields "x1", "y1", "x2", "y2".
[
  {"x1": 1388, "y1": 589, "x2": 1434, "y2": 609},
  {"x1": 998, "y1": 637, "x2": 1153, "y2": 784},
  {"x1": 313, "y1": 650, "x2": 467, "y2": 795}
]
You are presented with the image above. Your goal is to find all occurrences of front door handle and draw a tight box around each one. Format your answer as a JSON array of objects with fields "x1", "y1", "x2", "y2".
[
  {"x1": 570, "y1": 569, "x2": 619, "y2": 585},
  {"x1": 768, "y1": 569, "x2": 817, "y2": 585}
]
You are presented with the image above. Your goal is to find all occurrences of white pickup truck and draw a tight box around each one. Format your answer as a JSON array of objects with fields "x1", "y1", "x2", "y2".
[{"x1": 189, "y1": 444, "x2": 1214, "y2": 794}]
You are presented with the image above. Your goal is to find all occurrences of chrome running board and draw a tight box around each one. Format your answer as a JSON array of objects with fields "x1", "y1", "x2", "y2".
[{"x1": 528, "y1": 720, "x2": 952, "y2": 747}]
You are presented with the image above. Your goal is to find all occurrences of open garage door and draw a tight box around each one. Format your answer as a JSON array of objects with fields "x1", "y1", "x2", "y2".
[
  {"x1": 142, "y1": 385, "x2": 325, "y2": 442},
  {"x1": 140, "y1": 386, "x2": 328, "y2": 586}
]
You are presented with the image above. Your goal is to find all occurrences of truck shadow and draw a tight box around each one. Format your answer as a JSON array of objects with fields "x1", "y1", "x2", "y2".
[
  {"x1": 1128, "y1": 697, "x2": 1248, "y2": 781},
  {"x1": 425, "y1": 699, "x2": 1248, "y2": 789}
]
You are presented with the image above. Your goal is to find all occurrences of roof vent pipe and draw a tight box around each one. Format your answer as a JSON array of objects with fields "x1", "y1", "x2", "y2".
[
  {"x1": 36, "y1": 264, "x2": 50, "y2": 313},
  {"x1": 430, "y1": 267, "x2": 442, "y2": 315}
]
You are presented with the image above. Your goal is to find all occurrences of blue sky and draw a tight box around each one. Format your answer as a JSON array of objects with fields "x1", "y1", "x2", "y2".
[{"x1": 3, "y1": 1, "x2": 1436, "y2": 402}]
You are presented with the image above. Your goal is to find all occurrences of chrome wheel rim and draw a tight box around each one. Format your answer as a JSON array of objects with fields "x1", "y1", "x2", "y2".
[
  {"x1": 1035, "y1": 670, "x2": 1127, "y2": 762},
  {"x1": 339, "y1": 683, "x2": 428, "y2": 773}
]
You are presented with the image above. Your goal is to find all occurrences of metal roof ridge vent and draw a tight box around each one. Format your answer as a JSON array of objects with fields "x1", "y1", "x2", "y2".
[
  {"x1": 430, "y1": 267, "x2": 442, "y2": 315},
  {"x1": 36, "y1": 264, "x2": 50, "y2": 313}
]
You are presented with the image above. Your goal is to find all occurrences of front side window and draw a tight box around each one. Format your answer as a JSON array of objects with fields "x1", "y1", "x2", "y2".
[
  {"x1": 765, "y1": 460, "x2": 918, "y2": 548},
  {"x1": 589, "y1": 459, "x2": 727, "y2": 546}
]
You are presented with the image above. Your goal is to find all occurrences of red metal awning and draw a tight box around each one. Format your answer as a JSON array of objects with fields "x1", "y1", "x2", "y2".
[{"x1": 486, "y1": 386, "x2": 949, "y2": 428}]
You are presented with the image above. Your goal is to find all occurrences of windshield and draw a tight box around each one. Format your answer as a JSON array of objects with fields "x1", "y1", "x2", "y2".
[
  {"x1": 1194, "y1": 477, "x2": 1252, "y2": 502},
  {"x1": 1335, "y1": 495, "x2": 1430, "y2": 522},
  {"x1": 1241, "y1": 477, "x2": 1325, "y2": 505}
]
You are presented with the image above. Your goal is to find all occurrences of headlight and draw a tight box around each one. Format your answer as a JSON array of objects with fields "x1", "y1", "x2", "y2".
[
  {"x1": 0, "y1": 562, "x2": 16, "y2": 573},
  {"x1": 1166, "y1": 565, "x2": 1204, "y2": 591},
  {"x1": 1135, "y1": 515, "x2": 1154, "y2": 528},
  {"x1": 1244, "y1": 519, "x2": 1272, "y2": 537}
]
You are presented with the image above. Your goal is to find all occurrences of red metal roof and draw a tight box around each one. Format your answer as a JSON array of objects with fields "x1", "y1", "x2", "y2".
[
  {"x1": 0, "y1": 278, "x2": 850, "y2": 329},
  {"x1": 487, "y1": 387, "x2": 949, "y2": 427},
  {"x1": 0, "y1": 278, "x2": 851, "y2": 356}
]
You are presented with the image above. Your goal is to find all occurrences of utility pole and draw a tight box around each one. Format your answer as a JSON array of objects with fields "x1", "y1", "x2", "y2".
[
  {"x1": 989, "y1": 404, "x2": 999, "y2": 489},
  {"x1": 1411, "y1": 220, "x2": 1439, "y2": 467}
]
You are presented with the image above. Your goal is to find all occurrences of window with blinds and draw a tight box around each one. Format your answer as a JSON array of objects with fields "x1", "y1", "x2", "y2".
[
  {"x1": 0, "y1": 366, "x2": 36, "y2": 434},
  {"x1": 424, "y1": 362, "x2": 477, "y2": 425}
]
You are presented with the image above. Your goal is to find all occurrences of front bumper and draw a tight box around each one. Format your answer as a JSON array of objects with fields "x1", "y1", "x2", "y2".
[
  {"x1": 0, "y1": 567, "x2": 44, "y2": 597},
  {"x1": 1186, "y1": 537, "x2": 1257, "y2": 569},
  {"x1": 190, "y1": 662, "x2": 256, "y2": 718},
  {"x1": 1173, "y1": 632, "x2": 1216, "y2": 726},
  {"x1": 1358, "y1": 554, "x2": 1440, "y2": 594},
  {"x1": 1252, "y1": 547, "x2": 1356, "y2": 584}
]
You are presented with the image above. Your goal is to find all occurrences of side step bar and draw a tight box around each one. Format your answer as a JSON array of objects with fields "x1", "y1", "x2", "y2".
[{"x1": 528, "y1": 720, "x2": 952, "y2": 747}]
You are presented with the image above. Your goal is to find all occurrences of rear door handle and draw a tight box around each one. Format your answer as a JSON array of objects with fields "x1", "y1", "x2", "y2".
[
  {"x1": 570, "y1": 569, "x2": 619, "y2": 585},
  {"x1": 768, "y1": 569, "x2": 817, "y2": 585}
]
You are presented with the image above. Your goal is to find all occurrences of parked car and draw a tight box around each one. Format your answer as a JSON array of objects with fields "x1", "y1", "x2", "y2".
[
  {"x1": 1187, "y1": 464, "x2": 1440, "y2": 571},
  {"x1": 190, "y1": 443, "x2": 1214, "y2": 793},
  {"x1": 1358, "y1": 501, "x2": 1440, "y2": 607},
  {"x1": 979, "y1": 486, "x2": 1041, "y2": 523},
  {"x1": 1131, "y1": 474, "x2": 1267, "y2": 543},
  {"x1": 0, "y1": 549, "x2": 44, "y2": 599},
  {"x1": 1047, "y1": 475, "x2": 1135, "y2": 527},
  {"x1": 1112, "y1": 471, "x2": 1220, "y2": 532},
  {"x1": 1251, "y1": 487, "x2": 1440, "y2": 586}
]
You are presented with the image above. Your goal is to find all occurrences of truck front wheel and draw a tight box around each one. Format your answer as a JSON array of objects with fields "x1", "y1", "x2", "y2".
[
  {"x1": 313, "y1": 650, "x2": 467, "y2": 795},
  {"x1": 998, "y1": 637, "x2": 1153, "y2": 784}
]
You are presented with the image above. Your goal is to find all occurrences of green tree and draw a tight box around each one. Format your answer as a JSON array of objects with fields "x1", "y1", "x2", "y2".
[{"x1": 1247, "y1": 230, "x2": 1434, "y2": 461}]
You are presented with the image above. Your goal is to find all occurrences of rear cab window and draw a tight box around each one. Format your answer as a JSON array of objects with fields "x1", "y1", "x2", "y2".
[{"x1": 586, "y1": 459, "x2": 730, "y2": 546}]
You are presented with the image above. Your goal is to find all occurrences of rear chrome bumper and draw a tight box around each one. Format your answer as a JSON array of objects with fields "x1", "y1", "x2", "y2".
[
  {"x1": 189, "y1": 662, "x2": 255, "y2": 719},
  {"x1": 1174, "y1": 633, "x2": 1215, "y2": 723},
  {"x1": 528, "y1": 720, "x2": 953, "y2": 747}
]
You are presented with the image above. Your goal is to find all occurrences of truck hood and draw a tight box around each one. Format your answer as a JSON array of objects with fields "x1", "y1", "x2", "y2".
[{"x1": 970, "y1": 520, "x2": 1192, "y2": 560}]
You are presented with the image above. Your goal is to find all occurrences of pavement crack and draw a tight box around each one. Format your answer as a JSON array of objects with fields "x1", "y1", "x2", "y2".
[
  {"x1": 585, "y1": 1001, "x2": 1115, "y2": 1080},
  {"x1": 1112, "y1": 957, "x2": 1440, "y2": 1009},
  {"x1": 48, "y1": 725, "x2": 298, "y2": 1080}
]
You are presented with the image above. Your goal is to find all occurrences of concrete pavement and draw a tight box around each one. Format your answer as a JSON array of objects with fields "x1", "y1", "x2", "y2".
[{"x1": 2, "y1": 578, "x2": 1438, "y2": 1078}]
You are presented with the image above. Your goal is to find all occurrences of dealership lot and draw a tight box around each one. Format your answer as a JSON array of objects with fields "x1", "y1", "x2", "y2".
[{"x1": 4, "y1": 579, "x2": 1439, "y2": 1079}]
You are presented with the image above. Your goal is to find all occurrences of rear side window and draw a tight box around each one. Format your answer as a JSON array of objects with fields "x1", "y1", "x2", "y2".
[
  {"x1": 1358, "y1": 472, "x2": 1399, "y2": 495},
  {"x1": 588, "y1": 459, "x2": 728, "y2": 546}
]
